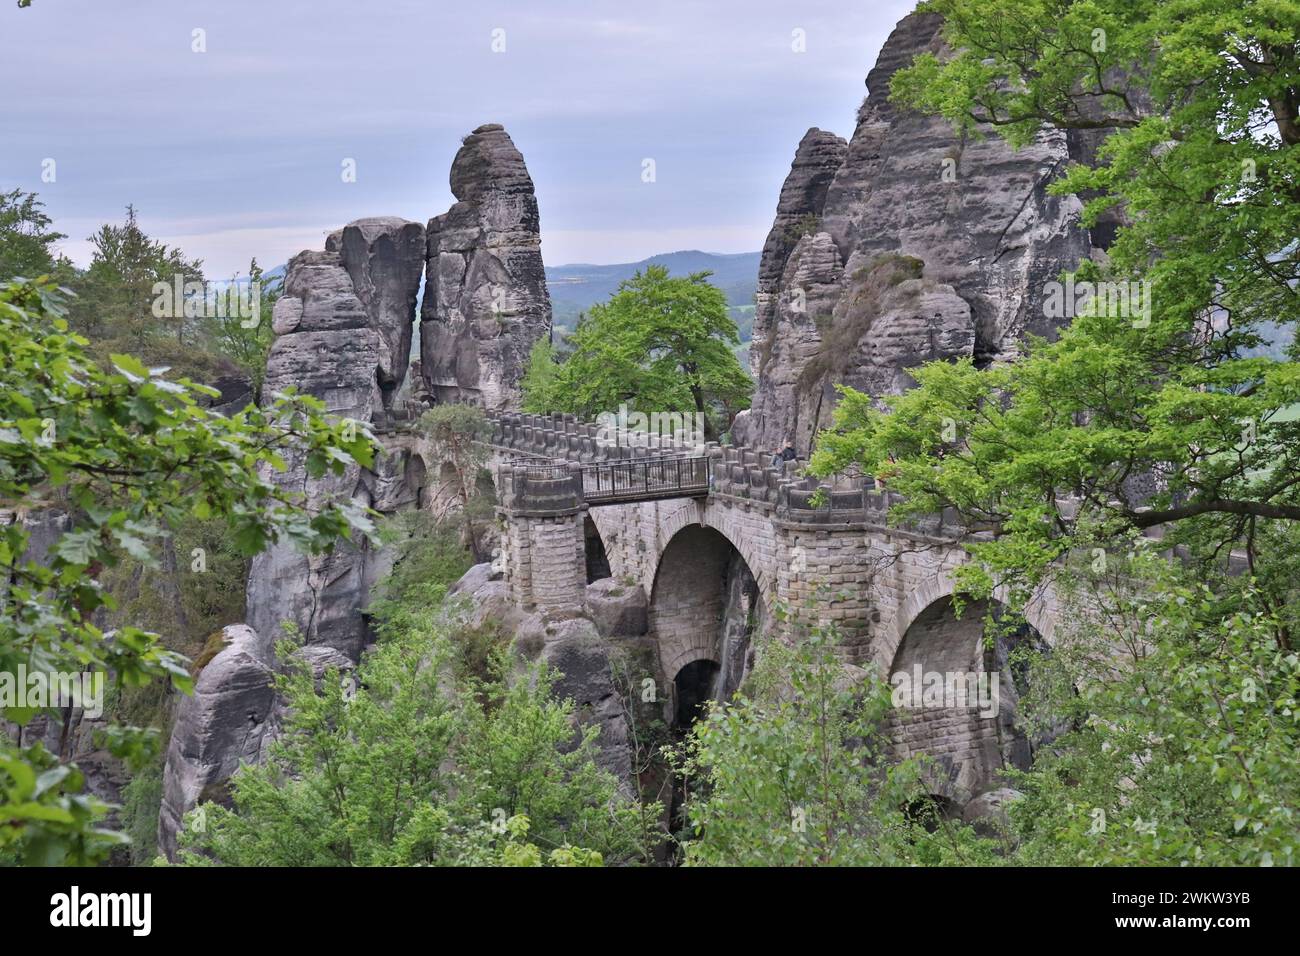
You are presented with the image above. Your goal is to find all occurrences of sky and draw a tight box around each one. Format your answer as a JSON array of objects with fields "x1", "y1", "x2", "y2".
[{"x1": 1, "y1": 0, "x2": 916, "y2": 277}]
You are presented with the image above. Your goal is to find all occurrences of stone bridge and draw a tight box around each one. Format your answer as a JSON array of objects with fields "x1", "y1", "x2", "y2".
[{"x1": 481, "y1": 412, "x2": 1063, "y2": 807}]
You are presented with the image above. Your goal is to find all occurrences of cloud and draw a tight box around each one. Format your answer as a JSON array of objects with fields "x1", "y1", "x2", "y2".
[{"x1": 1, "y1": 0, "x2": 915, "y2": 269}]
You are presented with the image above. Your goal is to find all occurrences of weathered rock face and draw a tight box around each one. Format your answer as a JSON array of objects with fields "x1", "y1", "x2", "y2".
[
  {"x1": 756, "y1": 128, "x2": 849, "y2": 295},
  {"x1": 962, "y1": 786, "x2": 1024, "y2": 838},
  {"x1": 158, "y1": 624, "x2": 276, "y2": 861},
  {"x1": 742, "y1": 11, "x2": 1096, "y2": 455},
  {"x1": 269, "y1": 216, "x2": 425, "y2": 419},
  {"x1": 584, "y1": 578, "x2": 649, "y2": 639},
  {"x1": 248, "y1": 217, "x2": 427, "y2": 660},
  {"x1": 420, "y1": 124, "x2": 552, "y2": 411},
  {"x1": 538, "y1": 619, "x2": 633, "y2": 785}
]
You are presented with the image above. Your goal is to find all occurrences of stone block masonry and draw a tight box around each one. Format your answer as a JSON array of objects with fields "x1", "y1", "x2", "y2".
[{"x1": 501, "y1": 511, "x2": 586, "y2": 618}]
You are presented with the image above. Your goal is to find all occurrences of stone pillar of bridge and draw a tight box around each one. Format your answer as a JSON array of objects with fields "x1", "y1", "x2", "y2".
[
  {"x1": 501, "y1": 512, "x2": 586, "y2": 618},
  {"x1": 498, "y1": 462, "x2": 586, "y2": 618}
]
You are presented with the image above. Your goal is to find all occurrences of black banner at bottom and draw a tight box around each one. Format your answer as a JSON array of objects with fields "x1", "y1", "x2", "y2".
[{"x1": 0, "y1": 864, "x2": 1288, "y2": 943}]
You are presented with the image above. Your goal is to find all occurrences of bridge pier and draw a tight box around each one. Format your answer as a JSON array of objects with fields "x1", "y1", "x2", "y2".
[
  {"x1": 497, "y1": 461, "x2": 588, "y2": 618},
  {"x1": 501, "y1": 511, "x2": 586, "y2": 618}
]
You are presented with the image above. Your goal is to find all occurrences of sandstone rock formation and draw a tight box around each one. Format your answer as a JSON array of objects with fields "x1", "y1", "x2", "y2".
[
  {"x1": 756, "y1": 128, "x2": 848, "y2": 297},
  {"x1": 248, "y1": 216, "x2": 427, "y2": 660},
  {"x1": 161, "y1": 128, "x2": 557, "y2": 859},
  {"x1": 158, "y1": 624, "x2": 276, "y2": 861},
  {"x1": 160, "y1": 216, "x2": 432, "y2": 858},
  {"x1": 583, "y1": 578, "x2": 649, "y2": 639},
  {"x1": 420, "y1": 124, "x2": 552, "y2": 411},
  {"x1": 740, "y1": 11, "x2": 1098, "y2": 455}
]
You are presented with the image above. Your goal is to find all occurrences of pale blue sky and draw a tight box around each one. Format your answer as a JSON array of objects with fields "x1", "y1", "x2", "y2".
[{"x1": 1, "y1": 0, "x2": 916, "y2": 276}]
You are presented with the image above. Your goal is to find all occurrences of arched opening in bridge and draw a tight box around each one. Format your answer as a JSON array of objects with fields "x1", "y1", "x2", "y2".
[
  {"x1": 583, "y1": 516, "x2": 611, "y2": 583},
  {"x1": 404, "y1": 454, "x2": 428, "y2": 510},
  {"x1": 887, "y1": 595, "x2": 1049, "y2": 810},
  {"x1": 904, "y1": 794, "x2": 962, "y2": 833},
  {"x1": 649, "y1": 524, "x2": 765, "y2": 724},
  {"x1": 648, "y1": 524, "x2": 765, "y2": 854},
  {"x1": 673, "y1": 659, "x2": 719, "y2": 727}
]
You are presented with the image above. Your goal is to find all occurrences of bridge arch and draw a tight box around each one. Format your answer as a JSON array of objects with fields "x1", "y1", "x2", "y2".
[
  {"x1": 880, "y1": 574, "x2": 1058, "y2": 672},
  {"x1": 581, "y1": 499, "x2": 776, "y2": 611},
  {"x1": 648, "y1": 524, "x2": 766, "y2": 715},
  {"x1": 883, "y1": 584, "x2": 1056, "y2": 805},
  {"x1": 582, "y1": 514, "x2": 611, "y2": 583}
]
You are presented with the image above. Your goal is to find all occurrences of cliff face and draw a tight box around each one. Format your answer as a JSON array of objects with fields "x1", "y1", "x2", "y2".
[
  {"x1": 420, "y1": 124, "x2": 553, "y2": 411},
  {"x1": 739, "y1": 11, "x2": 1098, "y2": 456},
  {"x1": 161, "y1": 126, "x2": 550, "y2": 858},
  {"x1": 247, "y1": 216, "x2": 427, "y2": 661}
]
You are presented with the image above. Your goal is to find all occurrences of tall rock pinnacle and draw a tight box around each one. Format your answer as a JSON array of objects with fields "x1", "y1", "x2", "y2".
[{"x1": 420, "y1": 123, "x2": 552, "y2": 411}]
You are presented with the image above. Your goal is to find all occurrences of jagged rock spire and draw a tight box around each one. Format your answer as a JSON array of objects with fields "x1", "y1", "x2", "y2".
[{"x1": 420, "y1": 123, "x2": 552, "y2": 411}]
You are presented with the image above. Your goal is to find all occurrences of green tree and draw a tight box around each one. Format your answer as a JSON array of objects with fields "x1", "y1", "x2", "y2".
[
  {"x1": 804, "y1": 0, "x2": 1300, "y2": 868},
  {"x1": 520, "y1": 337, "x2": 562, "y2": 414},
  {"x1": 418, "y1": 404, "x2": 495, "y2": 562},
  {"x1": 0, "y1": 189, "x2": 67, "y2": 281},
  {"x1": 180, "y1": 603, "x2": 653, "y2": 866},
  {"x1": 1007, "y1": 550, "x2": 1300, "y2": 866},
  {"x1": 528, "y1": 266, "x2": 752, "y2": 437},
  {"x1": 0, "y1": 278, "x2": 376, "y2": 865},
  {"x1": 207, "y1": 258, "x2": 277, "y2": 399},
  {"x1": 68, "y1": 206, "x2": 211, "y2": 375}
]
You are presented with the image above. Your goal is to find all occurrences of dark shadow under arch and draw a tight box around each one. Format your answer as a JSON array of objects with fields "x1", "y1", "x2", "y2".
[{"x1": 583, "y1": 515, "x2": 611, "y2": 584}]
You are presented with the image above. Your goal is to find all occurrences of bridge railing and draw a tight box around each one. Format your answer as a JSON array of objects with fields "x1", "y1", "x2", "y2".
[{"x1": 583, "y1": 456, "x2": 709, "y2": 504}]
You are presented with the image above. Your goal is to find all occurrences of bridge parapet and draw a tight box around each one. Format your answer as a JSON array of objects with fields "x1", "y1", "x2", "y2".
[
  {"x1": 497, "y1": 462, "x2": 583, "y2": 516},
  {"x1": 486, "y1": 411, "x2": 975, "y2": 538},
  {"x1": 490, "y1": 411, "x2": 712, "y2": 463}
]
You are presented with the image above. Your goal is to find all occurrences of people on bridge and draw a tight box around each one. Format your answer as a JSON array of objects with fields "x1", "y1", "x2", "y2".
[{"x1": 771, "y1": 442, "x2": 798, "y2": 470}]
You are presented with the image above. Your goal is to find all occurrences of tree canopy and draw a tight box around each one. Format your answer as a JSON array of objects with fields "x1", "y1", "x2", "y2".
[{"x1": 523, "y1": 265, "x2": 752, "y2": 437}]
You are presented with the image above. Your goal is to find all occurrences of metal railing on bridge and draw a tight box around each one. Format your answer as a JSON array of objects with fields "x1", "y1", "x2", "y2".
[
  {"x1": 582, "y1": 456, "x2": 709, "y2": 505},
  {"x1": 499, "y1": 455, "x2": 711, "y2": 512}
]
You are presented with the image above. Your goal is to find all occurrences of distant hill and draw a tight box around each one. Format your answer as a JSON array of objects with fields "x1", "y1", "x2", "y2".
[{"x1": 546, "y1": 250, "x2": 759, "y2": 342}]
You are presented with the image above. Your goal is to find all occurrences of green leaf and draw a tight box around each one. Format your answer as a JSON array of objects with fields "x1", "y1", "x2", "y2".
[{"x1": 110, "y1": 352, "x2": 150, "y2": 382}]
